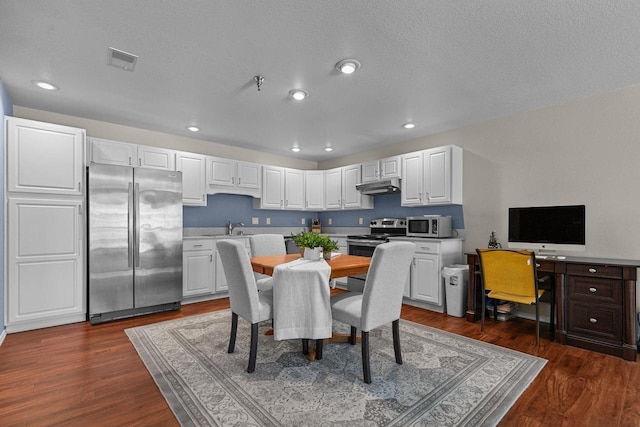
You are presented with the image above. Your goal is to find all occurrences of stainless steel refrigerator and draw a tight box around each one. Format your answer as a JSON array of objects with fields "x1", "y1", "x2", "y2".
[{"x1": 88, "y1": 164, "x2": 183, "y2": 324}]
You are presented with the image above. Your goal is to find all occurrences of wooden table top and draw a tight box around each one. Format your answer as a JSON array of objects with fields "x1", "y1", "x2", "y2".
[{"x1": 250, "y1": 253, "x2": 371, "y2": 279}]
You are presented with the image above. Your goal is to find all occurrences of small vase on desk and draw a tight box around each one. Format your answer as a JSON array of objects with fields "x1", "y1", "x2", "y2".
[{"x1": 303, "y1": 247, "x2": 322, "y2": 260}]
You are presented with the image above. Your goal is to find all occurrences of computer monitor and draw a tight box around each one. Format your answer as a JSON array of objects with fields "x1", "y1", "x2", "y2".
[{"x1": 508, "y1": 205, "x2": 586, "y2": 254}]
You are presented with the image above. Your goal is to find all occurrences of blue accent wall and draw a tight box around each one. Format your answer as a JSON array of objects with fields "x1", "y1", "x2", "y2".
[
  {"x1": 1, "y1": 80, "x2": 14, "y2": 335},
  {"x1": 184, "y1": 193, "x2": 464, "y2": 229}
]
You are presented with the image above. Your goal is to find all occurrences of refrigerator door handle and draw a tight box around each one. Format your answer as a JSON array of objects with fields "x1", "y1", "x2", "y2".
[
  {"x1": 128, "y1": 182, "x2": 134, "y2": 268},
  {"x1": 134, "y1": 182, "x2": 141, "y2": 268}
]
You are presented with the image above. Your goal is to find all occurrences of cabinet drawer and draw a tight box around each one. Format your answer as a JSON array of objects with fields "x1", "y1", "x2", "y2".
[
  {"x1": 566, "y1": 264, "x2": 623, "y2": 279},
  {"x1": 413, "y1": 242, "x2": 440, "y2": 254},
  {"x1": 567, "y1": 301, "x2": 622, "y2": 342},
  {"x1": 568, "y1": 276, "x2": 622, "y2": 304},
  {"x1": 184, "y1": 239, "x2": 214, "y2": 251},
  {"x1": 534, "y1": 260, "x2": 555, "y2": 273}
]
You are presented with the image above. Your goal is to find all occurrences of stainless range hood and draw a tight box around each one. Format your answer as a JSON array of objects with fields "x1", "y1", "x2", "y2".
[{"x1": 355, "y1": 177, "x2": 401, "y2": 195}]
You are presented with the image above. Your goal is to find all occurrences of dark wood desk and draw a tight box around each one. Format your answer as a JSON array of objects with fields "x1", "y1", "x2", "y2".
[
  {"x1": 466, "y1": 252, "x2": 638, "y2": 361},
  {"x1": 251, "y1": 254, "x2": 371, "y2": 279}
]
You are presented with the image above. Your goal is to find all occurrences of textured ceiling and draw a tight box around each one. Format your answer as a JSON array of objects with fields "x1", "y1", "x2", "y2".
[{"x1": 1, "y1": 1, "x2": 640, "y2": 162}]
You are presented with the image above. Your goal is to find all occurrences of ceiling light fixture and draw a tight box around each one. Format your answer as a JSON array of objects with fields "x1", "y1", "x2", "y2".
[
  {"x1": 290, "y1": 146, "x2": 301, "y2": 153},
  {"x1": 289, "y1": 89, "x2": 309, "y2": 101},
  {"x1": 32, "y1": 80, "x2": 59, "y2": 91},
  {"x1": 335, "y1": 59, "x2": 361, "y2": 75},
  {"x1": 402, "y1": 122, "x2": 416, "y2": 129},
  {"x1": 324, "y1": 146, "x2": 333, "y2": 152},
  {"x1": 187, "y1": 126, "x2": 200, "y2": 132}
]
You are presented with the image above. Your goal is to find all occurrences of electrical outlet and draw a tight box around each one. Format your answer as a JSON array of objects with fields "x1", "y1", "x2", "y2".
[
  {"x1": 252, "y1": 217, "x2": 259, "y2": 225},
  {"x1": 266, "y1": 218, "x2": 271, "y2": 225},
  {"x1": 301, "y1": 218, "x2": 305, "y2": 225},
  {"x1": 358, "y1": 217, "x2": 363, "y2": 225},
  {"x1": 328, "y1": 218, "x2": 332, "y2": 225}
]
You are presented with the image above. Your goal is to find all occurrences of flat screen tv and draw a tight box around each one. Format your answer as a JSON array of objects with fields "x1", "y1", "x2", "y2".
[{"x1": 508, "y1": 205, "x2": 586, "y2": 253}]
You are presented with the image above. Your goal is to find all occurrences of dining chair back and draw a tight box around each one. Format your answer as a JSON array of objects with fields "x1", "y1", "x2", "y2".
[
  {"x1": 330, "y1": 241, "x2": 415, "y2": 383},
  {"x1": 217, "y1": 239, "x2": 273, "y2": 373},
  {"x1": 249, "y1": 234, "x2": 286, "y2": 291}
]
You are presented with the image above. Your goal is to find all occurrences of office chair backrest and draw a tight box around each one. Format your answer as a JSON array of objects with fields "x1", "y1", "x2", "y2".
[{"x1": 477, "y1": 249, "x2": 537, "y2": 297}]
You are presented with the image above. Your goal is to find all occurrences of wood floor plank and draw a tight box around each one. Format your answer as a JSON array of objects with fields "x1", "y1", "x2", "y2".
[{"x1": 0, "y1": 297, "x2": 638, "y2": 426}]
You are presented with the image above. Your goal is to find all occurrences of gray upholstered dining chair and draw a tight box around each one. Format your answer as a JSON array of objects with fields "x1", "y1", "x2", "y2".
[
  {"x1": 217, "y1": 239, "x2": 274, "y2": 373},
  {"x1": 330, "y1": 241, "x2": 415, "y2": 384},
  {"x1": 249, "y1": 234, "x2": 286, "y2": 291}
]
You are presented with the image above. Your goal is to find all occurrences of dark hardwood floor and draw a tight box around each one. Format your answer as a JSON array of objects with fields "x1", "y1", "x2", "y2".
[{"x1": 1, "y1": 297, "x2": 639, "y2": 426}]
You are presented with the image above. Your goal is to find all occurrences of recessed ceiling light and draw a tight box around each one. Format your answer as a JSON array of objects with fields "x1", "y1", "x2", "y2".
[
  {"x1": 402, "y1": 122, "x2": 416, "y2": 129},
  {"x1": 324, "y1": 146, "x2": 333, "y2": 152},
  {"x1": 289, "y1": 89, "x2": 309, "y2": 101},
  {"x1": 291, "y1": 146, "x2": 301, "y2": 152},
  {"x1": 187, "y1": 126, "x2": 200, "y2": 132},
  {"x1": 32, "y1": 80, "x2": 59, "y2": 91},
  {"x1": 335, "y1": 59, "x2": 361, "y2": 75}
]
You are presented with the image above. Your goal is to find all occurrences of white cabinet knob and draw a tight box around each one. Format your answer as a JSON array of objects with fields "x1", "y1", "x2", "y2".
[{"x1": 589, "y1": 318, "x2": 598, "y2": 324}]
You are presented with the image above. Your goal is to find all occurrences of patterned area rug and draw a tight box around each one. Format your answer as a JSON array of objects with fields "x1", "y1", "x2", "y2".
[{"x1": 126, "y1": 310, "x2": 546, "y2": 426}]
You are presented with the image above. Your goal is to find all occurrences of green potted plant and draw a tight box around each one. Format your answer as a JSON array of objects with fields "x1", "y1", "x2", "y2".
[
  {"x1": 320, "y1": 236, "x2": 339, "y2": 260},
  {"x1": 291, "y1": 231, "x2": 324, "y2": 259}
]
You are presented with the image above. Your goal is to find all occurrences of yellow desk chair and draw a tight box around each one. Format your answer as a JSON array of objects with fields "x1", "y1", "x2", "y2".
[{"x1": 476, "y1": 248, "x2": 554, "y2": 346}]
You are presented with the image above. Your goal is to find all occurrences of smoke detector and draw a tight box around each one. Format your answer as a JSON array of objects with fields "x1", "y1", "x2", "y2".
[{"x1": 107, "y1": 47, "x2": 138, "y2": 71}]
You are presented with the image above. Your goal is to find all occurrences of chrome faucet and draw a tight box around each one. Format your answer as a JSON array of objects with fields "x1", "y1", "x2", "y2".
[{"x1": 227, "y1": 221, "x2": 244, "y2": 235}]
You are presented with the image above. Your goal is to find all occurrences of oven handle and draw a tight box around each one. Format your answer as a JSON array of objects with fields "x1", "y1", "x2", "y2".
[{"x1": 347, "y1": 239, "x2": 386, "y2": 247}]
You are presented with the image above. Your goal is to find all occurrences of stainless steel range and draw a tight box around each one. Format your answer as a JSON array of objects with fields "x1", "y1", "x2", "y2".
[{"x1": 346, "y1": 218, "x2": 407, "y2": 291}]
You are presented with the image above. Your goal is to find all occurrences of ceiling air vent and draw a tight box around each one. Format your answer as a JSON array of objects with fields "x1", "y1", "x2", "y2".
[{"x1": 107, "y1": 47, "x2": 138, "y2": 71}]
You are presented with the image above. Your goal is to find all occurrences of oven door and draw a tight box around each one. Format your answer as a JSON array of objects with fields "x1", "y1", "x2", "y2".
[{"x1": 346, "y1": 239, "x2": 380, "y2": 292}]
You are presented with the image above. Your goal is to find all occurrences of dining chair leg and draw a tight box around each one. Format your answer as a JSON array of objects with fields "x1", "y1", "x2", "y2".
[
  {"x1": 228, "y1": 312, "x2": 238, "y2": 353},
  {"x1": 550, "y1": 281, "x2": 556, "y2": 339},
  {"x1": 302, "y1": 339, "x2": 309, "y2": 355},
  {"x1": 315, "y1": 339, "x2": 323, "y2": 360},
  {"x1": 392, "y1": 319, "x2": 402, "y2": 365},
  {"x1": 248, "y1": 322, "x2": 259, "y2": 373},
  {"x1": 349, "y1": 326, "x2": 357, "y2": 345},
  {"x1": 361, "y1": 331, "x2": 371, "y2": 384},
  {"x1": 480, "y1": 295, "x2": 486, "y2": 333}
]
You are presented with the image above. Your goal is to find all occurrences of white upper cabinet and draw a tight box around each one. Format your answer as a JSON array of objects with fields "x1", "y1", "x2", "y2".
[
  {"x1": 257, "y1": 166, "x2": 305, "y2": 210},
  {"x1": 304, "y1": 170, "x2": 325, "y2": 210},
  {"x1": 207, "y1": 156, "x2": 261, "y2": 197},
  {"x1": 401, "y1": 145, "x2": 462, "y2": 206},
  {"x1": 89, "y1": 137, "x2": 136, "y2": 166},
  {"x1": 6, "y1": 117, "x2": 85, "y2": 196},
  {"x1": 136, "y1": 145, "x2": 175, "y2": 170},
  {"x1": 176, "y1": 151, "x2": 207, "y2": 206},
  {"x1": 89, "y1": 137, "x2": 175, "y2": 171},
  {"x1": 325, "y1": 164, "x2": 374, "y2": 210},
  {"x1": 361, "y1": 155, "x2": 401, "y2": 183}
]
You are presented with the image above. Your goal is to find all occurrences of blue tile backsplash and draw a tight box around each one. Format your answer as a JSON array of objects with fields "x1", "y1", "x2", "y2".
[{"x1": 184, "y1": 193, "x2": 464, "y2": 229}]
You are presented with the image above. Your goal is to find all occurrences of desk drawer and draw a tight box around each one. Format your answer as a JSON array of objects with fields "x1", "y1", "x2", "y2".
[
  {"x1": 567, "y1": 276, "x2": 622, "y2": 305},
  {"x1": 566, "y1": 264, "x2": 623, "y2": 279},
  {"x1": 567, "y1": 301, "x2": 622, "y2": 342},
  {"x1": 184, "y1": 239, "x2": 214, "y2": 251},
  {"x1": 534, "y1": 260, "x2": 555, "y2": 273}
]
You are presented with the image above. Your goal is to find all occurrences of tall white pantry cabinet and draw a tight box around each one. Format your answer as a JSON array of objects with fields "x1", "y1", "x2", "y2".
[{"x1": 4, "y1": 117, "x2": 86, "y2": 332}]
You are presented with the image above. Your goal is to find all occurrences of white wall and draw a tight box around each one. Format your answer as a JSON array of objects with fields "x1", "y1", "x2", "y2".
[
  {"x1": 13, "y1": 106, "x2": 317, "y2": 171},
  {"x1": 321, "y1": 83, "x2": 640, "y2": 261}
]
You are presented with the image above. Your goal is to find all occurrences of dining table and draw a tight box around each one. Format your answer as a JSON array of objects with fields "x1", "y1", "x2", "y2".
[{"x1": 250, "y1": 253, "x2": 372, "y2": 361}]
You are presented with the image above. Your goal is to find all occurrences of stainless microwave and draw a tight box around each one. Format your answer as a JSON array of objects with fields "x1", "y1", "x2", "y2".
[{"x1": 406, "y1": 216, "x2": 453, "y2": 238}]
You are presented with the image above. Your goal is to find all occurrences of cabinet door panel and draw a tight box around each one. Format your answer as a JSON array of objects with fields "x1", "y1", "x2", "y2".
[
  {"x1": 262, "y1": 166, "x2": 284, "y2": 208},
  {"x1": 183, "y1": 251, "x2": 214, "y2": 296},
  {"x1": 325, "y1": 168, "x2": 342, "y2": 209},
  {"x1": 362, "y1": 161, "x2": 378, "y2": 182},
  {"x1": 401, "y1": 153, "x2": 423, "y2": 205},
  {"x1": 285, "y1": 168, "x2": 305, "y2": 209},
  {"x1": 304, "y1": 170, "x2": 325, "y2": 210},
  {"x1": 215, "y1": 251, "x2": 228, "y2": 292},
  {"x1": 424, "y1": 147, "x2": 451, "y2": 203},
  {"x1": 7, "y1": 117, "x2": 84, "y2": 195},
  {"x1": 137, "y1": 146, "x2": 175, "y2": 170},
  {"x1": 411, "y1": 254, "x2": 440, "y2": 304},
  {"x1": 90, "y1": 137, "x2": 135, "y2": 166},
  {"x1": 342, "y1": 164, "x2": 361, "y2": 208},
  {"x1": 208, "y1": 157, "x2": 235, "y2": 186},
  {"x1": 380, "y1": 156, "x2": 401, "y2": 179},
  {"x1": 237, "y1": 162, "x2": 261, "y2": 189},
  {"x1": 177, "y1": 152, "x2": 207, "y2": 206}
]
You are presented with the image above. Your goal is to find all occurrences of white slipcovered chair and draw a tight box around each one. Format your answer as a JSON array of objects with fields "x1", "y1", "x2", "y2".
[
  {"x1": 217, "y1": 239, "x2": 274, "y2": 373},
  {"x1": 330, "y1": 241, "x2": 415, "y2": 383},
  {"x1": 249, "y1": 234, "x2": 286, "y2": 291}
]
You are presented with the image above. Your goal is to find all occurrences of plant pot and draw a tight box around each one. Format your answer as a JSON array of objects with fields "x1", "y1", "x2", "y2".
[{"x1": 303, "y1": 247, "x2": 322, "y2": 260}]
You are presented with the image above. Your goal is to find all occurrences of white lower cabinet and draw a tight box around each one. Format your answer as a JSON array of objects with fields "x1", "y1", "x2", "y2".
[
  {"x1": 393, "y1": 238, "x2": 462, "y2": 313},
  {"x1": 6, "y1": 197, "x2": 85, "y2": 332},
  {"x1": 215, "y1": 237, "x2": 250, "y2": 293},
  {"x1": 183, "y1": 239, "x2": 215, "y2": 297}
]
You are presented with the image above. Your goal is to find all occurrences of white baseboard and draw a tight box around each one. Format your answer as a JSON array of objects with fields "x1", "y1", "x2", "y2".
[{"x1": 0, "y1": 328, "x2": 7, "y2": 347}]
